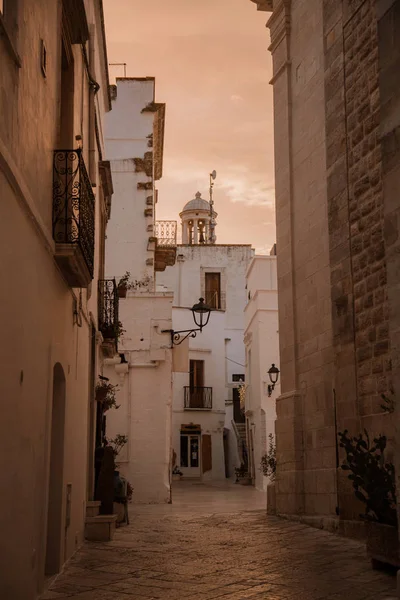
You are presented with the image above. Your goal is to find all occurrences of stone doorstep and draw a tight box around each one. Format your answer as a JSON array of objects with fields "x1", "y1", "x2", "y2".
[
  {"x1": 86, "y1": 500, "x2": 101, "y2": 518},
  {"x1": 84, "y1": 514, "x2": 118, "y2": 542}
]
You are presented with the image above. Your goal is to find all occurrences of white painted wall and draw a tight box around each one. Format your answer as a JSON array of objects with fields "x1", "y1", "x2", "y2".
[
  {"x1": 105, "y1": 79, "x2": 157, "y2": 288},
  {"x1": 104, "y1": 293, "x2": 173, "y2": 503},
  {"x1": 104, "y1": 78, "x2": 173, "y2": 503},
  {"x1": 244, "y1": 255, "x2": 279, "y2": 491},
  {"x1": 158, "y1": 244, "x2": 254, "y2": 480}
]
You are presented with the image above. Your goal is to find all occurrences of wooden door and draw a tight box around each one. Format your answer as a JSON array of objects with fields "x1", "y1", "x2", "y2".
[
  {"x1": 190, "y1": 360, "x2": 204, "y2": 407},
  {"x1": 202, "y1": 434, "x2": 212, "y2": 474}
]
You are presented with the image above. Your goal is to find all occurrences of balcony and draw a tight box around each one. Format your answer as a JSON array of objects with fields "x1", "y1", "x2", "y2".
[
  {"x1": 98, "y1": 279, "x2": 119, "y2": 357},
  {"x1": 184, "y1": 387, "x2": 212, "y2": 410},
  {"x1": 154, "y1": 220, "x2": 177, "y2": 272},
  {"x1": 53, "y1": 150, "x2": 95, "y2": 287}
]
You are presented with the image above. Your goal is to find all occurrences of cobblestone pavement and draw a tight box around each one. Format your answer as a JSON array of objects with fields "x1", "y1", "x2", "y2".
[{"x1": 42, "y1": 481, "x2": 397, "y2": 600}]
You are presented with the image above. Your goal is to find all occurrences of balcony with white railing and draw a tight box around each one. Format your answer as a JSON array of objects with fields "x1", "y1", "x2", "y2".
[{"x1": 154, "y1": 220, "x2": 177, "y2": 271}]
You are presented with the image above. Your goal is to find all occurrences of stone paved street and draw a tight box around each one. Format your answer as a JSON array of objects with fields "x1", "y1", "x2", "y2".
[{"x1": 42, "y1": 482, "x2": 397, "y2": 600}]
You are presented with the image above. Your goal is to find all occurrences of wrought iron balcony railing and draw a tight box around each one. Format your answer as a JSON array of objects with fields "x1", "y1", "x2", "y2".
[
  {"x1": 53, "y1": 150, "x2": 95, "y2": 282},
  {"x1": 155, "y1": 220, "x2": 177, "y2": 247},
  {"x1": 98, "y1": 279, "x2": 119, "y2": 344},
  {"x1": 184, "y1": 386, "x2": 212, "y2": 410}
]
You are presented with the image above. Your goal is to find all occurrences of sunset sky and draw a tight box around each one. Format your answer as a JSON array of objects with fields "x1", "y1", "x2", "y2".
[{"x1": 103, "y1": 0, "x2": 274, "y2": 254}]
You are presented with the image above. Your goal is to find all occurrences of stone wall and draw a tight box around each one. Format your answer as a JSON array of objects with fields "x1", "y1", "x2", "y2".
[
  {"x1": 257, "y1": 0, "x2": 396, "y2": 526},
  {"x1": 323, "y1": 0, "x2": 392, "y2": 520},
  {"x1": 376, "y1": 0, "x2": 400, "y2": 547}
]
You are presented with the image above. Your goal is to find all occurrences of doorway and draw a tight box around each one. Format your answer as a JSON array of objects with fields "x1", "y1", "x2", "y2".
[
  {"x1": 180, "y1": 432, "x2": 201, "y2": 477},
  {"x1": 45, "y1": 363, "x2": 66, "y2": 576}
]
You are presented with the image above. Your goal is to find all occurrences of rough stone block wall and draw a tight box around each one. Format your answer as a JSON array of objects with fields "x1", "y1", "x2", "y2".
[
  {"x1": 344, "y1": 0, "x2": 392, "y2": 428},
  {"x1": 324, "y1": 0, "x2": 392, "y2": 520}
]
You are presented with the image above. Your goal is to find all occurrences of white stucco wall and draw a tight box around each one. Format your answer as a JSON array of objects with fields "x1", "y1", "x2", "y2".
[
  {"x1": 158, "y1": 244, "x2": 253, "y2": 480},
  {"x1": 103, "y1": 78, "x2": 172, "y2": 503},
  {"x1": 105, "y1": 78, "x2": 157, "y2": 287},
  {"x1": 244, "y1": 255, "x2": 280, "y2": 491},
  {"x1": 104, "y1": 293, "x2": 173, "y2": 503}
]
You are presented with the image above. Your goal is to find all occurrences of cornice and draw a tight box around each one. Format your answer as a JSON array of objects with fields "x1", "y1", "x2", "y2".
[
  {"x1": 267, "y1": 0, "x2": 291, "y2": 53},
  {"x1": 249, "y1": 0, "x2": 273, "y2": 11}
]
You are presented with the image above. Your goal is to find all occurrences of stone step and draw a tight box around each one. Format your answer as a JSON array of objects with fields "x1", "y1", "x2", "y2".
[
  {"x1": 86, "y1": 500, "x2": 101, "y2": 518},
  {"x1": 84, "y1": 514, "x2": 118, "y2": 542}
]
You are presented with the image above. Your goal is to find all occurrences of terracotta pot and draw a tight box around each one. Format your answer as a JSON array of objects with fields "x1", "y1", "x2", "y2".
[
  {"x1": 366, "y1": 521, "x2": 400, "y2": 569},
  {"x1": 101, "y1": 325, "x2": 115, "y2": 340},
  {"x1": 118, "y1": 286, "x2": 127, "y2": 298}
]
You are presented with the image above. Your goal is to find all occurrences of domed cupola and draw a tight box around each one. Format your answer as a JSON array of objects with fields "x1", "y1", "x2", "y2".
[{"x1": 179, "y1": 192, "x2": 217, "y2": 245}]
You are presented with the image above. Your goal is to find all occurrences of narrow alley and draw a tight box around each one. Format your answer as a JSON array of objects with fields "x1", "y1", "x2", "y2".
[{"x1": 42, "y1": 483, "x2": 396, "y2": 600}]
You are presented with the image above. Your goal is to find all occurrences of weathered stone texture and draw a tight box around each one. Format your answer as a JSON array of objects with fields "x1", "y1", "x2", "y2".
[{"x1": 343, "y1": 0, "x2": 392, "y2": 426}]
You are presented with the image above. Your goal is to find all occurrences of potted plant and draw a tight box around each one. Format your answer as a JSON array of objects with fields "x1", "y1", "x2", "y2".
[
  {"x1": 95, "y1": 381, "x2": 120, "y2": 411},
  {"x1": 339, "y1": 428, "x2": 398, "y2": 569},
  {"x1": 115, "y1": 320, "x2": 126, "y2": 341},
  {"x1": 107, "y1": 434, "x2": 128, "y2": 462},
  {"x1": 260, "y1": 433, "x2": 277, "y2": 515},
  {"x1": 117, "y1": 272, "x2": 131, "y2": 298},
  {"x1": 172, "y1": 466, "x2": 183, "y2": 481}
]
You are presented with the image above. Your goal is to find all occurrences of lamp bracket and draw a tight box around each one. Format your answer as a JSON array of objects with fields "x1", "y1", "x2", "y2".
[{"x1": 161, "y1": 328, "x2": 202, "y2": 347}]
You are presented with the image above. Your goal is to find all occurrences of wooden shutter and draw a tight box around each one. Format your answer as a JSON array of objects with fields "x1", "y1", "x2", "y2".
[
  {"x1": 205, "y1": 272, "x2": 220, "y2": 309},
  {"x1": 202, "y1": 434, "x2": 212, "y2": 473}
]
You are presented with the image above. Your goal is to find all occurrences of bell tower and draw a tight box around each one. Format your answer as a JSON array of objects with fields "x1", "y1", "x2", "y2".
[{"x1": 179, "y1": 192, "x2": 217, "y2": 245}]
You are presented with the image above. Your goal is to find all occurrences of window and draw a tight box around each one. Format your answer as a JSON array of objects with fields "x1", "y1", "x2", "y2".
[
  {"x1": 232, "y1": 374, "x2": 245, "y2": 382},
  {"x1": 190, "y1": 360, "x2": 204, "y2": 388},
  {"x1": 205, "y1": 272, "x2": 221, "y2": 309}
]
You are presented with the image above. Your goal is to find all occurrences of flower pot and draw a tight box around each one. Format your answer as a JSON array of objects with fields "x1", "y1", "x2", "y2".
[
  {"x1": 365, "y1": 521, "x2": 400, "y2": 569},
  {"x1": 101, "y1": 325, "x2": 115, "y2": 340},
  {"x1": 172, "y1": 474, "x2": 182, "y2": 481},
  {"x1": 118, "y1": 286, "x2": 127, "y2": 298}
]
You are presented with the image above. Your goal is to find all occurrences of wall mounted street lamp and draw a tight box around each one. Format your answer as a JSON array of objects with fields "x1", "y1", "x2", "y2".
[
  {"x1": 162, "y1": 298, "x2": 212, "y2": 346},
  {"x1": 267, "y1": 363, "x2": 280, "y2": 397}
]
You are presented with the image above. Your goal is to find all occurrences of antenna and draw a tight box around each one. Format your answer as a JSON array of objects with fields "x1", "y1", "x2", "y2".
[{"x1": 209, "y1": 170, "x2": 217, "y2": 244}]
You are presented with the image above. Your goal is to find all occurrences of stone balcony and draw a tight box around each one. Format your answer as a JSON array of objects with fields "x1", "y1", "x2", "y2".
[{"x1": 154, "y1": 220, "x2": 177, "y2": 272}]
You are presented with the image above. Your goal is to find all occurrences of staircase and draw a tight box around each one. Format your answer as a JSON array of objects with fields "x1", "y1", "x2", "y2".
[
  {"x1": 231, "y1": 421, "x2": 249, "y2": 471},
  {"x1": 84, "y1": 501, "x2": 117, "y2": 542}
]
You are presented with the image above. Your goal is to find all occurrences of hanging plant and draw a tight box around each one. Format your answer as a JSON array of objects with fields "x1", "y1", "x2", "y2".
[{"x1": 95, "y1": 381, "x2": 120, "y2": 411}]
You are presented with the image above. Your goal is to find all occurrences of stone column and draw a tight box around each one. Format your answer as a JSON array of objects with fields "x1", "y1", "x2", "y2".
[
  {"x1": 193, "y1": 219, "x2": 199, "y2": 244},
  {"x1": 182, "y1": 220, "x2": 188, "y2": 244},
  {"x1": 267, "y1": 0, "x2": 305, "y2": 516}
]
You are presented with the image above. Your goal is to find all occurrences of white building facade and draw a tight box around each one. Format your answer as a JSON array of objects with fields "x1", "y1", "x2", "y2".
[
  {"x1": 103, "y1": 78, "x2": 176, "y2": 504},
  {"x1": 244, "y1": 254, "x2": 279, "y2": 491},
  {"x1": 158, "y1": 195, "x2": 254, "y2": 481}
]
